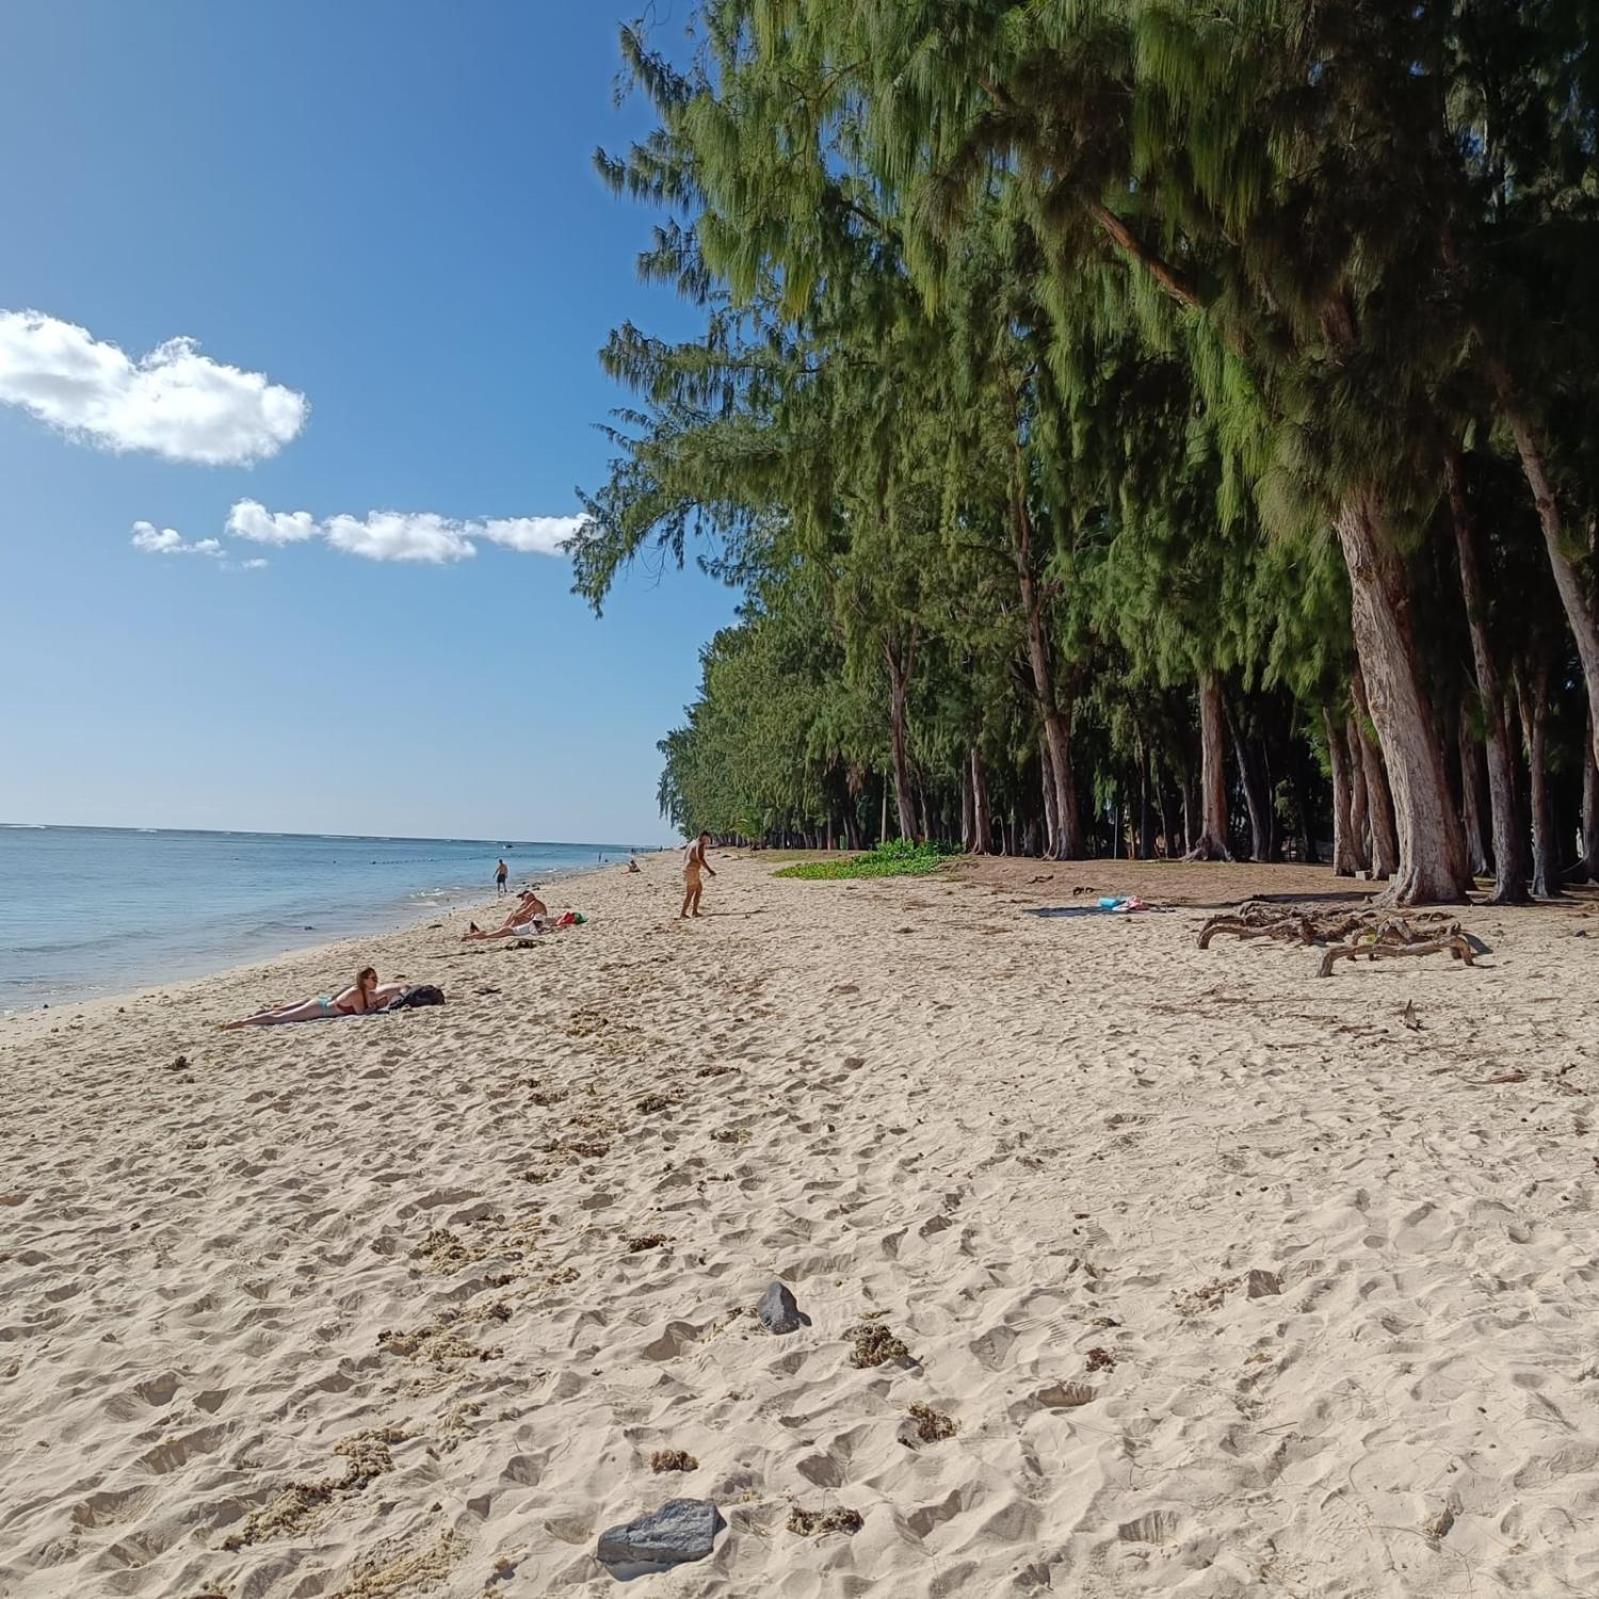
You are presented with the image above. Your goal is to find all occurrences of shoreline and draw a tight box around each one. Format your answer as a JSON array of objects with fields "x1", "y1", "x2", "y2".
[
  {"x1": 8, "y1": 851, "x2": 1592, "y2": 1030},
  {"x1": 0, "y1": 858, "x2": 621, "y2": 1030}
]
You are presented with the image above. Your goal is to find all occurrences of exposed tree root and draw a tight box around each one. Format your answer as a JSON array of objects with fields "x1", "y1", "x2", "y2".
[
  {"x1": 1198, "y1": 913, "x2": 1316, "y2": 948},
  {"x1": 1317, "y1": 931, "x2": 1477, "y2": 978},
  {"x1": 1199, "y1": 901, "x2": 1483, "y2": 978},
  {"x1": 1198, "y1": 901, "x2": 1373, "y2": 948}
]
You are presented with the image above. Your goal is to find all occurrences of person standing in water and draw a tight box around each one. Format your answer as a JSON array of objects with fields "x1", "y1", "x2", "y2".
[
  {"x1": 680, "y1": 832, "x2": 716, "y2": 919},
  {"x1": 495, "y1": 858, "x2": 509, "y2": 895}
]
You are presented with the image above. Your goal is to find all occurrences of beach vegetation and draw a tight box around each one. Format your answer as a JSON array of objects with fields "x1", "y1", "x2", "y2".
[
  {"x1": 773, "y1": 841, "x2": 951, "y2": 881},
  {"x1": 574, "y1": 3, "x2": 1599, "y2": 907}
]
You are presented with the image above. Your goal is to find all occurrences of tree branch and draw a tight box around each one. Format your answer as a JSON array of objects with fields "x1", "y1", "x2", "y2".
[{"x1": 1084, "y1": 200, "x2": 1204, "y2": 311}]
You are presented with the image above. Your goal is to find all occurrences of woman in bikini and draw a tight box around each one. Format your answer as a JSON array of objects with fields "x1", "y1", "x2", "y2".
[{"x1": 221, "y1": 966, "x2": 404, "y2": 1028}]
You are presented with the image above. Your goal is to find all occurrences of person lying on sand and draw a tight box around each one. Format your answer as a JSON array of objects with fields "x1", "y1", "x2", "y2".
[
  {"x1": 221, "y1": 966, "x2": 406, "y2": 1028},
  {"x1": 462, "y1": 888, "x2": 547, "y2": 941}
]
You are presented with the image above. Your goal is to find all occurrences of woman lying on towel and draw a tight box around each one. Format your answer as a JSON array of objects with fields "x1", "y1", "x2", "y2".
[{"x1": 221, "y1": 966, "x2": 407, "y2": 1028}]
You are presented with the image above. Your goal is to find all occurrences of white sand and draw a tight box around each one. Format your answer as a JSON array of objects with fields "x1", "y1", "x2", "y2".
[{"x1": 3, "y1": 853, "x2": 1598, "y2": 1597}]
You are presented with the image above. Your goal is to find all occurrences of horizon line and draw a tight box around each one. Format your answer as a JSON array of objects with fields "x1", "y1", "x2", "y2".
[{"x1": 0, "y1": 820, "x2": 667, "y2": 850}]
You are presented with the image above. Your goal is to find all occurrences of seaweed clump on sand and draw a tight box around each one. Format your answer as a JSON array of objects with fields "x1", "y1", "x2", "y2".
[
  {"x1": 788, "y1": 1506, "x2": 864, "y2": 1536},
  {"x1": 906, "y1": 1402, "x2": 956, "y2": 1442},
  {"x1": 223, "y1": 1427, "x2": 409, "y2": 1550},
  {"x1": 847, "y1": 1316, "x2": 911, "y2": 1368}
]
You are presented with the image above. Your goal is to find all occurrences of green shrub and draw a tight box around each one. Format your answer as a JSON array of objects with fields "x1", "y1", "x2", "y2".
[{"x1": 773, "y1": 841, "x2": 952, "y2": 881}]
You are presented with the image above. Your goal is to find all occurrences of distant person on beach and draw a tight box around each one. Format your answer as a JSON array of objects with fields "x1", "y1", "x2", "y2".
[
  {"x1": 221, "y1": 966, "x2": 403, "y2": 1028},
  {"x1": 626, "y1": 857, "x2": 640, "y2": 874},
  {"x1": 680, "y1": 832, "x2": 716, "y2": 918},
  {"x1": 495, "y1": 858, "x2": 509, "y2": 895},
  {"x1": 462, "y1": 887, "x2": 547, "y2": 941}
]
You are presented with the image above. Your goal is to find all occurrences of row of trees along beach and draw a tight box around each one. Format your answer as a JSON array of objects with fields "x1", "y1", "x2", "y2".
[{"x1": 572, "y1": 2, "x2": 1599, "y2": 906}]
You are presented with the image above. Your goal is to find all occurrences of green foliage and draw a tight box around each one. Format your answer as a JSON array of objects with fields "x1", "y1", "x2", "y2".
[
  {"x1": 773, "y1": 841, "x2": 953, "y2": 881},
  {"x1": 585, "y1": 3, "x2": 1599, "y2": 882}
]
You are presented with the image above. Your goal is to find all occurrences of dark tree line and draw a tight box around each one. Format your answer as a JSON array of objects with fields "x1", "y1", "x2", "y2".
[{"x1": 571, "y1": 2, "x2": 1599, "y2": 903}]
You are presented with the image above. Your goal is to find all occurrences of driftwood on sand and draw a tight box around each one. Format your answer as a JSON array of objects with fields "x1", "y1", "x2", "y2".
[{"x1": 1198, "y1": 901, "x2": 1481, "y2": 978}]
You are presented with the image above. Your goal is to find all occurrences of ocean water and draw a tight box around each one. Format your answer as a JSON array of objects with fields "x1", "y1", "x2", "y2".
[{"x1": 0, "y1": 825, "x2": 640, "y2": 1011}]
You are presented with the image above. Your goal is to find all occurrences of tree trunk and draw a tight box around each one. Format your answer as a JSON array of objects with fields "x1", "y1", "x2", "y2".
[
  {"x1": 1186, "y1": 670, "x2": 1232, "y2": 860},
  {"x1": 1580, "y1": 721, "x2": 1599, "y2": 884},
  {"x1": 1007, "y1": 432, "x2": 1083, "y2": 860},
  {"x1": 1038, "y1": 730, "x2": 1060, "y2": 858},
  {"x1": 1347, "y1": 721, "x2": 1372, "y2": 874},
  {"x1": 970, "y1": 747, "x2": 991, "y2": 856},
  {"x1": 1156, "y1": 765, "x2": 1176, "y2": 859},
  {"x1": 1039, "y1": 702, "x2": 1081, "y2": 860},
  {"x1": 884, "y1": 637, "x2": 918, "y2": 843},
  {"x1": 1496, "y1": 390, "x2": 1599, "y2": 775},
  {"x1": 1287, "y1": 742, "x2": 1318, "y2": 864},
  {"x1": 1334, "y1": 494, "x2": 1470, "y2": 902},
  {"x1": 1350, "y1": 667, "x2": 1400, "y2": 881},
  {"x1": 1516, "y1": 661, "x2": 1563, "y2": 898},
  {"x1": 1226, "y1": 699, "x2": 1273, "y2": 863},
  {"x1": 960, "y1": 761, "x2": 975, "y2": 854},
  {"x1": 1325, "y1": 709, "x2": 1360, "y2": 877},
  {"x1": 1457, "y1": 709, "x2": 1490, "y2": 881},
  {"x1": 1138, "y1": 744, "x2": 1156, "y2": 861},
  {"x1": 1445, "y1": 448, "x2": 1529, "y2": 904}
]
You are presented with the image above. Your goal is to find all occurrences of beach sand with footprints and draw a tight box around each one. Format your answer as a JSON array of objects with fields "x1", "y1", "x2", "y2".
[{"x1": 3, "y1": 852, "x2": 1599, "y2": 1597}]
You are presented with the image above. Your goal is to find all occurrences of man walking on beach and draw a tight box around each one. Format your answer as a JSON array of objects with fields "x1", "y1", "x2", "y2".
[
  {"x1": 495, "y1": 858, "x2": 509, "y2": 895},
  {"x1": 680, "y1": 832, "x2": 715, "y2": 919}
]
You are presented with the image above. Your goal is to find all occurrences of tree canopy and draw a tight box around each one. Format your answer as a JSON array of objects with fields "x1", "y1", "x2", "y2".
[{"x1": 575, "y1": 1, "x2": 1599, "y2": 903}]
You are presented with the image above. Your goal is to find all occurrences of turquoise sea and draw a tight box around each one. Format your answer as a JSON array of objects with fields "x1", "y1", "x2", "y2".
[{"x1": 0, "y1": 825, "x2": 640, "y2": 1011}]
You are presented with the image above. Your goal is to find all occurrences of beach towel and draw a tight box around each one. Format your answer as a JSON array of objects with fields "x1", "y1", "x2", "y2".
[{"x1": 382, "y1": 984, "x2": 445, "y2": 1010}]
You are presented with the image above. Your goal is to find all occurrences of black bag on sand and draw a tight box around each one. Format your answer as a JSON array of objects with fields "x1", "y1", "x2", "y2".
[{"x1": 383, "y1": 985, "x2": 445, "y2": 1011}]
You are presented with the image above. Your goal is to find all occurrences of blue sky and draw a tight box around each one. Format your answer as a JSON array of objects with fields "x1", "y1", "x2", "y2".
[{"x1": 0, "y1": 1, "x2": 734, "y2": 844}]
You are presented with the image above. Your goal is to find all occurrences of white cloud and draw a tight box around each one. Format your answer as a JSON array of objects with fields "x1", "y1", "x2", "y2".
[
  {"x1": 131, "y1": 520, "x2": 224, "y2": 558},
  {"x1": 131, "y1": 522, "x2": 184, "y2": 554},
  {"x1": 0, "y1": 309, "x2": 307, "y2": 464},
  {"x1": 323, "y1": 511, "x2": 477, "y2": 564},
  {"x1": 241, "y1": 557, "x2": 269, "y2": 570},
  {"x1": 227, "y1": 499, "x2": 318, "y2": 544},
  {"x1": 479, "y1": 515, "x2": 587, "y2": 555},
  {"x1": 223, "y1": 500, "x2": 587, "y2": 564}
]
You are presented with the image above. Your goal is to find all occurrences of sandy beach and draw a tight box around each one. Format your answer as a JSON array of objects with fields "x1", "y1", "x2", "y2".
[{"x1": 3, "y1": 852, "x2": 1598, "y2": 1598}]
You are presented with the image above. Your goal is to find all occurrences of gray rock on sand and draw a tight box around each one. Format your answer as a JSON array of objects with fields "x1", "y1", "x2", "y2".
[
  {"x1": 757, "y1": 1281, "x2": 810, "y2": 1334},
  {"x1": 1246, "y1": 1269, "x2": 1283, "y2": 1298},
  {"x1": 597, "y1": 1498, "x2": 725, "y2": 1574}
]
